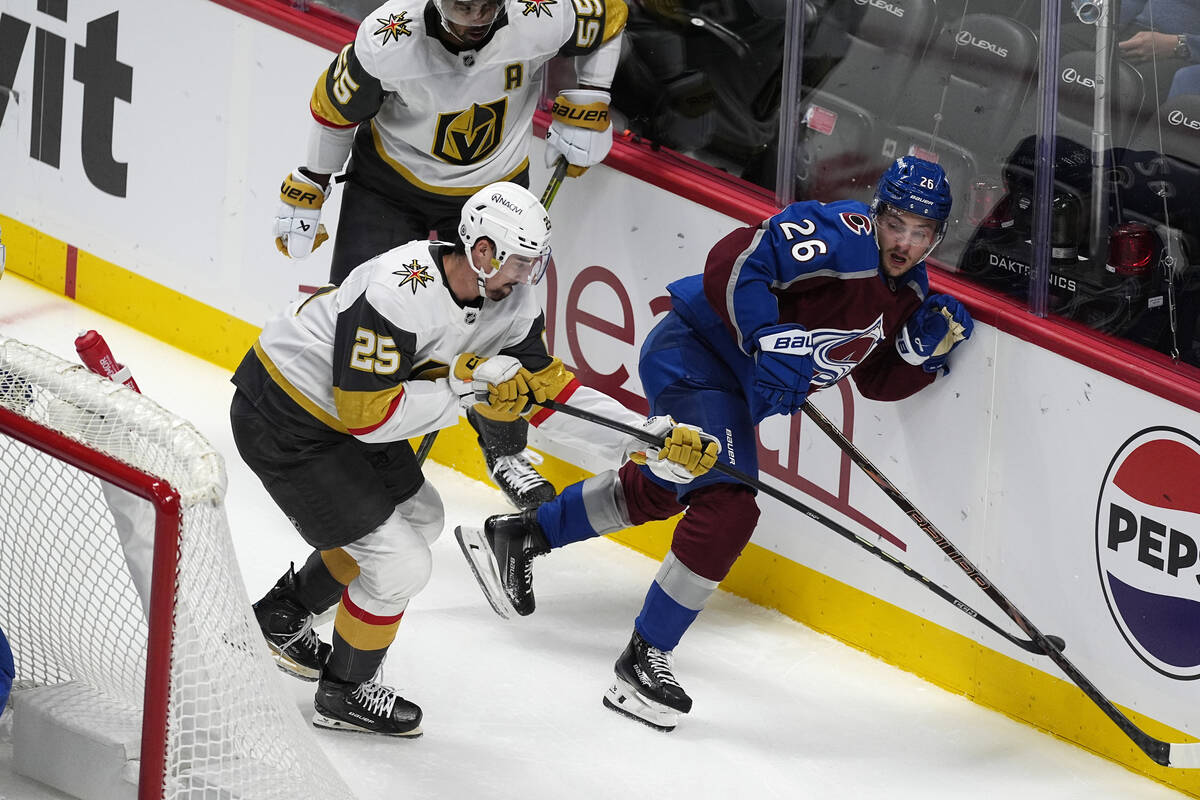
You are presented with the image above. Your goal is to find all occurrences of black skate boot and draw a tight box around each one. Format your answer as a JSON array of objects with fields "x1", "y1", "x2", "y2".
[
  {"x1": 313, "y1": 675, "x2": 422, "y2": 737},
  {"x1": 467, "y1": 406, "x2": 556, "y2": 509},
  {"x1": 454, "y1": 509, "x2": 550, "y2": 619},
  {"x1": 252, "y1": 565, "x2": 332, "y2": 681},
  {"x1": 603, "y1": 630, "x2": 692, "y2": 732},
  {"x1": 487, "y1": 449, "x2": 557, "y2": 509}
]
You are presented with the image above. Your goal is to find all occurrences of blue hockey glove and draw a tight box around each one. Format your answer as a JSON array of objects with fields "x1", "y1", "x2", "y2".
[
  {"x1": 896, "y1": 294, "x2": 974, "y2": 374},
  {"x1": 754, "y1": 324, "x2": 816, "y2": 416}
]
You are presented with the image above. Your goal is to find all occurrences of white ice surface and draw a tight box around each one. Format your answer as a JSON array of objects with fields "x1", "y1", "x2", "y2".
[{"x1": 0, "y1": 274, "x2": 1187, "y2": 799}]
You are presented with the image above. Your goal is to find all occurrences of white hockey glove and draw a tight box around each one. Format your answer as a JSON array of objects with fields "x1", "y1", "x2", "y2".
[
  {"x1": 451, "y1": 353, "x2": 534, "y2": 420},
  {"x1": 546, "y1": 89, "x2": 613, "y2": 178},
  {"x1": 626, "y1": 415, "x2": 721, "y2": 484},
  {"x1": 274, "y1": 169, "x2": 331, "y2": 259}
]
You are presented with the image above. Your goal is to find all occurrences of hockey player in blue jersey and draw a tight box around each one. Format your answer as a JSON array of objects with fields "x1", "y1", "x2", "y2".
[
  {"x1": 0, "y1": 625, "x2": 12, "y2": 719},
  {"x1": 455, "y1": 157, "x2": 974, "y2": 731}
]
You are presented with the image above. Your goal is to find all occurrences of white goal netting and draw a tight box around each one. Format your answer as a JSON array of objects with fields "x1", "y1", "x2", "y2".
[{"x1": 0, "y1": 336, "x2": 354, "y2": 800}]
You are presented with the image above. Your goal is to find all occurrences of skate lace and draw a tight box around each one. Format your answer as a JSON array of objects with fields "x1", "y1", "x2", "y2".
[
  {"x1": 491, "y1": 449, "x2": 547, "y2": 494},
  {"x1": 353, "y1": 680, "x2": 398, "y2": 718},
  {"x1": 647, "y1": 647, "x2": 682, "y2": 689},
  {"x1": 279, "y1": 614, "x2": 322, "y2": 657}
]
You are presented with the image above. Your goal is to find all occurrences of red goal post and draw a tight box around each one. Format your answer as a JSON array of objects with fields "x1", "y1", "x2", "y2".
[{"x1": 0, "y1": 336, "x2": 353, "y2": 800}]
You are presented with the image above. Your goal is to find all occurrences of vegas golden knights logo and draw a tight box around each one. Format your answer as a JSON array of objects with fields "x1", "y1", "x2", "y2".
[{"x1": 432, "y1": 99, "x2": 508, "y2": 165}]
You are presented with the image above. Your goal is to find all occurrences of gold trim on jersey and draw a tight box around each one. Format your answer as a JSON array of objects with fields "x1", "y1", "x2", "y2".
[
  {"x1": 310, "y1": 67, "x2": 355, "y2": 128},
  {"x1": 370, "y1": 121, "x2": 529, "y2": 196},
  {"x1": 332, "y1": 381, "x2": 407, "y2": 434},
  {"x1": 601, "y1": 0, "x2": 628, "y2": 44},
  {"x1": 253, "y1": 342, "x2": 349, "y2": 433},
  {"x1": 410, "y1": 359, "x2": 449, "y2": 380}
]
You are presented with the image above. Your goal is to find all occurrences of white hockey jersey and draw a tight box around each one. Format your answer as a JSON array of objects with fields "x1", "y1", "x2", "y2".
[
  {"x1": 306, "y1": 0, "x2": 626, "y2": 194},
  {"x1": 238, "y1": 241, "x2": 643, "y2": 463}
]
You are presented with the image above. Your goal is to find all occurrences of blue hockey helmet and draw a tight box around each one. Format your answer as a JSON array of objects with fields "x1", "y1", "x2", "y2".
[
  {"x1": 871, "y1": 157, "x2": 953, "y2": 261},
  {"x1": 872, "y1": 157, "x2": 953, "y2": 223}
]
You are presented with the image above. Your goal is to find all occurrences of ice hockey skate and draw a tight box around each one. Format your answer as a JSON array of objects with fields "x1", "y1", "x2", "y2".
[
  {"x1": 603, "y1": 630, "x2": 693, "y2": 732},
  {"x1": 313, "y1": 675, "x2": 422, "y2": 737},
  {"x1": 252, "y1": 566, "x2": 331, "y2": 681},
  {"x1": 487, "y1": 448, "x2": 556, "y2": 509},
  {"x1": 454, "y1": 509, "x2": 549, "y2": 619}
]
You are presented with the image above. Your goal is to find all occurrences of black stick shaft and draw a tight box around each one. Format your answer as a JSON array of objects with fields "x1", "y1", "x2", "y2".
[
  {"x1": 799, "y1": 400, "x2": 1184, "y2": 767},
  {"x1": 533, "y1": 397, "x2": 1048, "y2": 655}
]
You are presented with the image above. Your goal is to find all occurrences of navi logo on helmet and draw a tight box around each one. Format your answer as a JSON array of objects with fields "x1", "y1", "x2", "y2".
[{"x1": 1095, "y1": 427, "x2": 1200, "y2": 679}]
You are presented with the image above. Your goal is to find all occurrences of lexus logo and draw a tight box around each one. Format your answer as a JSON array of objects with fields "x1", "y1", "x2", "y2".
[
  {"x1": 1167, "y1": 109, "x2": 1200, "y2": 131},
  {"x1": 955, "y1": 29, "x2": 1009, "y2": 58},
  {"x1": 1062, "y1": 68, "x2": 1096, "y2": 89}
]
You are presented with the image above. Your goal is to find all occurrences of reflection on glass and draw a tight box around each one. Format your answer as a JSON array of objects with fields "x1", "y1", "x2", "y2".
[{"x1": 267, "y1": 0, "x2": 1200, "y2": 367}]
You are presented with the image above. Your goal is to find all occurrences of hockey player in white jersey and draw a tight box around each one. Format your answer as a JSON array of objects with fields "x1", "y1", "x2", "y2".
[
  {"x1": 271, "y1": 0, "x2": 630, "y2": 511},
  {"x1": 234, "y1": 182, "x2": 718, "y2": 736}
]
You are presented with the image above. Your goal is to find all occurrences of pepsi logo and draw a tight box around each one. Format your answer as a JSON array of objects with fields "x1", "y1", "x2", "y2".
[{"x1": 1095, "y1": 427, "x2": 1200, "y2": 679}]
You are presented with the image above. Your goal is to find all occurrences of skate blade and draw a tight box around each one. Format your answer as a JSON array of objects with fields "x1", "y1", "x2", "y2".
[
  {"x1": 312, "y1": 712, "x2": 422, "y2": 738},
  {"x1": 454, "y1": 525, "x2": 515, "y2": 620},
  {"x1": 603, "y1": 679, "x2": 678, "y2": 732},
  {"x1": 266, "y1": 645, "x2": 320, "y2": 682}
]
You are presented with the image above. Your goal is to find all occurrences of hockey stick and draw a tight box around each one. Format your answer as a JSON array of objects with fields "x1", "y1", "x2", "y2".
[
  {"x1": 414, "y1": 158, "x2": 571, "y2": 467},
  {"x1": 529, "y1": 396, "x2": 1061, "y2": 659},
  {"x1": 798, "y1": 401, "x2": 1200, "y2": 769}
]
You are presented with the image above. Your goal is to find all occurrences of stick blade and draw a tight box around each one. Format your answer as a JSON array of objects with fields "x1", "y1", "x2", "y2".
[{"x1": 1167, "y1": 741, "x2": 1200, "y2": 769}]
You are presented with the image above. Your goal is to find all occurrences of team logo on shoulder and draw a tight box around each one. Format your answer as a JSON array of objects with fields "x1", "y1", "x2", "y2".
[
  {"x1": 433, "y1": 99, "x2": 508, "y2": 165},
  {"x1": 394, "y1": 260, "x2": 434, "y2": 294},
  {"x1": 519, "y1": 0, "x2": 557, "y2": 16},
  {"x1": 839, "y1": 211, "x2": 873, "y2": 235},
  {"x1": 373, "y1": 12, "x2": 413, "y2": 44}
]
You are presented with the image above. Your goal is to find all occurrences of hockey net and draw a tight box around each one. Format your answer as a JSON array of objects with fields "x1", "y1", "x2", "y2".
[{"x1": 0, "y1": 336, "x2": 353, "y2": 800}]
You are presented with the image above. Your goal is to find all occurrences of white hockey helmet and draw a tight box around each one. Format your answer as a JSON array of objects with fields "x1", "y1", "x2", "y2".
[
  {"x1": 433, "y1": 0, "x2": 504, "y2": 30},
  {"x1": 459, "y1": 182, "x2": 552, "y2": 294}
]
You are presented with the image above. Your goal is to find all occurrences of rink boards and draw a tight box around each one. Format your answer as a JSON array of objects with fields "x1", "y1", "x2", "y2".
[{"x1": 0, "y1": 0, "x2": 1197, "y2": 795}]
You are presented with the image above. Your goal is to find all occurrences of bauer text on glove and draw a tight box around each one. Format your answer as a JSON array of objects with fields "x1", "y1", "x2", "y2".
[
  {"x1": 546, "y1": 89, "x2": 613, "y2": 178},
  {"x1": 895, "y1": 294, "x2": 973, "y2": 374},
  {"x1": 274, "y1": 168, "x2": 331, "y2": 259},
  {"x1": 753, "y1": 324, "x2": 816, "y2": 417},
  {"x1": 627, "y1": 416, "x2": 721, "y2": 484}
]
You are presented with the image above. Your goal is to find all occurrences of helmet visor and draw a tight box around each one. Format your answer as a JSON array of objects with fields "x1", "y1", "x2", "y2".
[
  {"x1": 498, "y1": 250, "x2": 551, "y2": 286},
  {"x1": 437, "y1": 0, "x2": 503, "y2": 27}
]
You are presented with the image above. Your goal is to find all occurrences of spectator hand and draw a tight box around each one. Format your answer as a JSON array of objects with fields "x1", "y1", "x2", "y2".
[
  {"x1": 1118, "y1": 31, "x2": 1178, "y2": 62},
  {"x1": 753, "y1": 324, "x2": 816, "y2": 417},
  {"x1": 546, "y1": 89, "x2": 613, "y2": 178},
  {"x1": 626, "y1": 415, "x2": 721, "y2": 484},
  {"x1": 896, "y1": 294, "x2": 973, "y2": 374},
  {"x1": 274, "y1": 169, "x2": 331, "y2": 258}
]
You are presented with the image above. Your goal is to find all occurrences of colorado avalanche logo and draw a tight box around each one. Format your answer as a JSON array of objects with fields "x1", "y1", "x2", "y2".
[
  {"x1": 807, "y1": 314, "x2": 885, "y2": 386},
  {"x1": 1096, "y1": 427, "x2": 1200, "y2": 679},
  {"x1": 839, "y1": 211, "x2": 873, "y2": 236},
  {"x1": 762, "y1": 316, "x2": 886, "y2": 388}
]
